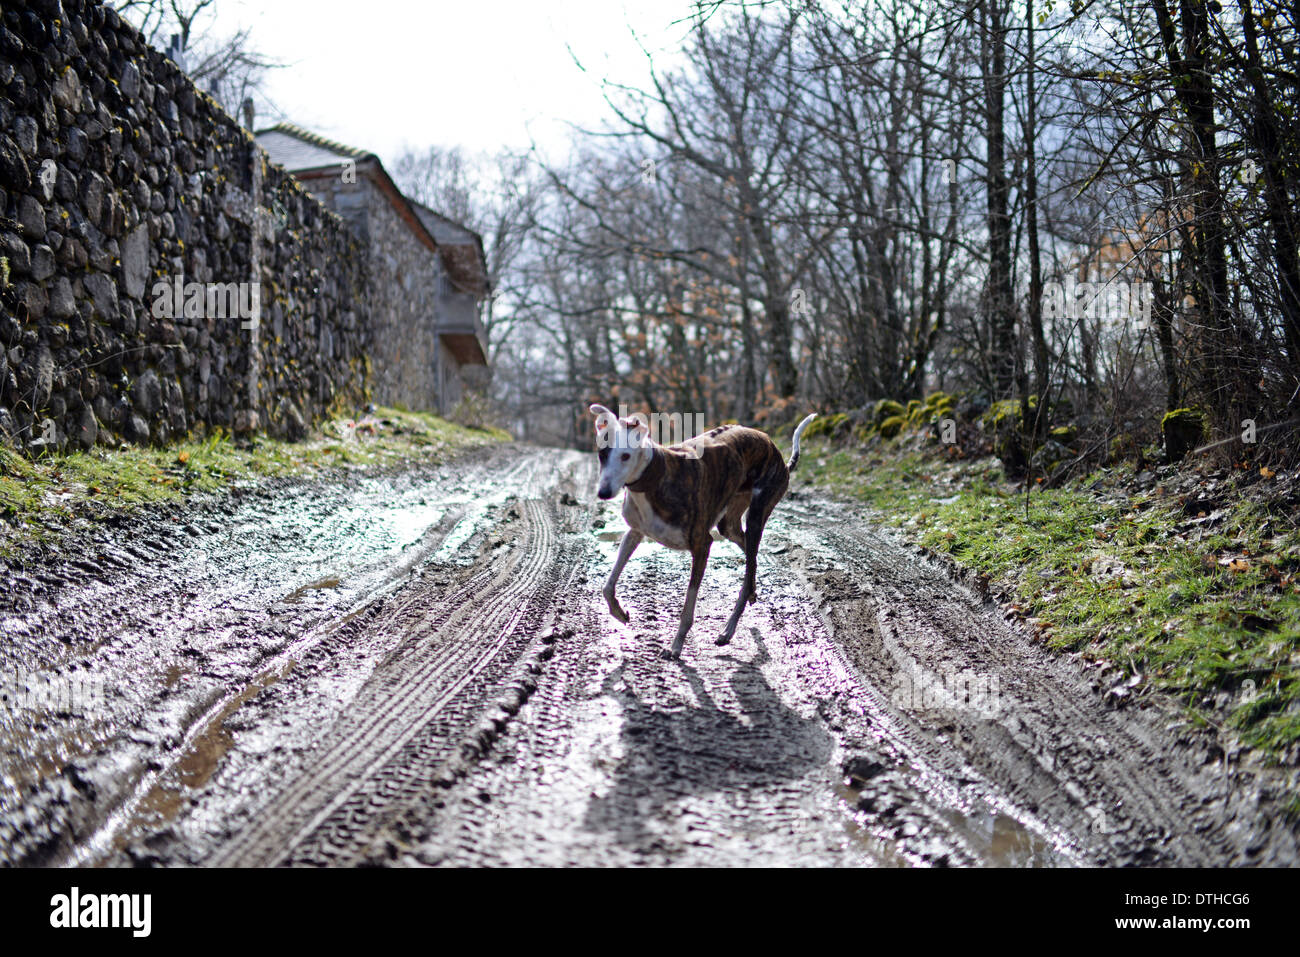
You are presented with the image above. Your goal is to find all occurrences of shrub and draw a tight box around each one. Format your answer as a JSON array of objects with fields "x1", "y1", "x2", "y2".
[{"x1": 879, "y1": 414, "x2": 907, "y2": 438}]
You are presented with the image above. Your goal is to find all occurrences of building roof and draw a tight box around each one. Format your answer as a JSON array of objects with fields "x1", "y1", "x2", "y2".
[
  {"x1": 255, "y1": 122, "x2": 441, "y2": 257},
  {"x1": 255, "y1": 124, "x2": 490, "y2": 297},
  {"x1": 255, "y1": 123, "x2": 374, "y2": 173},
  {"x1": 411, "y1": 202, "x2": 490, "y2": 297}
]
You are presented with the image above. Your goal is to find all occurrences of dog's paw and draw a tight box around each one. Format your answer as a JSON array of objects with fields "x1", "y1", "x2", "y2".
[
  {"x1": 747, "y1": 591, "x2": 757, "y2": 606},
  {"x1": 715, "y1": 633, "x2": 732, "y2": 646},
  {"x1": 605, "y1": 598, "x2": 630, "y2": 623},
  {"x1": 659, "y1": 647, "x2": 679, "y2": 661}
]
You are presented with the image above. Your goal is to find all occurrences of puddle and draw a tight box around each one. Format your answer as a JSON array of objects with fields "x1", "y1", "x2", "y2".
[
  {"x1": 832, "y1": 783, "x2": 911, "y2": 866},
  {"x1": 282, "y1": 577, "x2": 343, "y2": 604},
  {"x1": 112, "y1": 662, "x2": 295, "y2": 854},
  {"x1": 835, "y1": 777, "x2": 1068, "y2": 867},
  {"x1": 942, "y1": 807, "x2": 1059, "y2": 867}
]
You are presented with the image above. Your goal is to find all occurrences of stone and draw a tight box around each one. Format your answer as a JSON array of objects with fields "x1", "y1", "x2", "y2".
[
  {"x1": 125, "y1": 413, "x2": 150, "y2": 444},
  {"x1": 17, "y1": 194, "x2": 46, "y2": 238},
  {"x1": 81, "y1": 369, "x2": 100, "y2": 401},
  {"x1": 80, "y1": 170, "x2": 104, "y2": 224},
  {"x1": 73, "y1": 403, "x2": 97, "y2": 450},
  {"x1": 0, "y1": 231, "x2": 31, "y2": 275},
  {"x1": 12, "y1": 116, "x2": 38, "y2": 156},
  {"x1": 131, "y1": 368, "x2": 162, "y2": 416},
  {"x1": 52, "y1": 67, "x2": 81, "y2": 110},
  {"x1": 29, "y1": 243, "x2": 55, "y2": 281},
  {"x1": 275, "y1": 397, "x2": 307, "y2": 441},
  {"x1": 0, "y1": 134, "x2": 30, "y2": 190},
  {"x1": 54, "y1": 165, "x2": 76, "y2": 202},
  {"x1": 48, "y1": 277, "x2": 75, "y2": 318},
  {"x1": 56, "y1": 236, "x2": 86, "y2": 269},
  {"x1": 20, "y1": 282, "x2": 48, "y2": 321},
  {"x1": 92, "y1": 394, "x2": 112, "y2": 428},
  {"x1": 63, "y1": 125, "x2": 87, "y2": 162},
  {"x1": 83, "y1": 272, "x2": 118, "y2": 321},
  {"x1": 119, "y1": 61, "x2": 140, "y2": 99},
  {"x1": 120, "y1": 223, "x2": 149, "y2": 298},
  {"x1": 31, "y1": 343, "x2": 54, "y2": 409}
]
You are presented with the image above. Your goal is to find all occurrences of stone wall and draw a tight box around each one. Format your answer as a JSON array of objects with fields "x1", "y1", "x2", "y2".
[
  {"x1": 0, "y1": 0, "x2": 370, "y2": 452},
  {"x1": 294, "y1": 170, "x2": 445, "y2": 413}
]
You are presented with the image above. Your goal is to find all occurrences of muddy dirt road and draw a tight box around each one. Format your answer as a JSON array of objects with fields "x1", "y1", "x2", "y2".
[{"x1": 1, "y1": 445, "x2": 1295, "y2": 866}]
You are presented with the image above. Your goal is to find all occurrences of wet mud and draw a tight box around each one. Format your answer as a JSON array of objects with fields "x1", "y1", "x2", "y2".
[{"x1": 1, "y1": 446, "x2": 1295, "y2": 866}]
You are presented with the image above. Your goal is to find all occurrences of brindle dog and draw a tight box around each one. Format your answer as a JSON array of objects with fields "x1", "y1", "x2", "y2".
[{"x1": 590, "y1": 404, "x2": 817, "y2": 659}]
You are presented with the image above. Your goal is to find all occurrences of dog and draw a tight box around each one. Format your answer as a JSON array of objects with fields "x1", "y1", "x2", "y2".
[{"x1": 589, "y1": 405, "x2": 817, "y2": 659}]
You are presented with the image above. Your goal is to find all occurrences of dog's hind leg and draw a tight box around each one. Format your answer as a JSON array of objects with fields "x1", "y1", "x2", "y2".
[
  {"x1": 664, "y1": 540, "x2": 711, "y2": 660},
  {"x1": 716, "y1": 493, "x2": 749, "y2": 549},
  {"x1": 717, "y1": 483, "x2": 783, "y2": 645},
  {"x1": 604, "y1": 530, "x2": 642, "y2": 623}
]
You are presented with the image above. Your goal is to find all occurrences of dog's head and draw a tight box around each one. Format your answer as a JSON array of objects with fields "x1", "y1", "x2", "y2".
[{"x1": 590, "y1": 404, "x2": 652, "y2": 500}]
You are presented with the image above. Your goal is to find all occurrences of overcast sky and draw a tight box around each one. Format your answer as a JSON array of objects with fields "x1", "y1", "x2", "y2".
[{"x1": 199, "y1": 0, "x2": 700, "y2": 166}]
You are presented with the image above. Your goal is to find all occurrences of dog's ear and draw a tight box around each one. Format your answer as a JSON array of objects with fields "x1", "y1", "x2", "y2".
[
  {"x1": 624, "y1": 414, "x2": 650, "y2": 445},
  {"x1": 590, "y1": 404, "x2": 615, "y2": 436}
]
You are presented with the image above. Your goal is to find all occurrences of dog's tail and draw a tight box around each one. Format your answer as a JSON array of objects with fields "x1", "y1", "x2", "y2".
[{"x1": 787, "y1": 414, "x2": 817, "y2": 473}]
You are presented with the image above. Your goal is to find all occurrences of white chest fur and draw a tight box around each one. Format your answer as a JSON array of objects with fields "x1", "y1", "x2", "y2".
[{"x1": 622, "y1": 491, "x2": 690, "y2": 550}]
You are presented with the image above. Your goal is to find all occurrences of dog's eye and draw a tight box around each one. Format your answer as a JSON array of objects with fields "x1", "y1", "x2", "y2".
[{"x1": 621, "y1": 453, "x2": 630, "y2": 461}]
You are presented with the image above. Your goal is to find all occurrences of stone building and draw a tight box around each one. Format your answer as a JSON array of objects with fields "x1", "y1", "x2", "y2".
[{"x1": 255, "y1": 123, "x2": 489, "y2": 413}]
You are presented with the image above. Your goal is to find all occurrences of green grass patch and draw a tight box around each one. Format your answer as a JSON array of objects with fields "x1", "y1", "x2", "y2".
[
  {"x1": 0, "y1": 408, "x2": 508, "y2": 558},
  {"x1": 797, "y1": 437, "x2": 1300, "y2": 763}
]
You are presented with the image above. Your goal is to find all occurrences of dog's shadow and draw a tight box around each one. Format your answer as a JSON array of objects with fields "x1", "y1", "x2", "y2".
[{"x1": 581, "y1": 631, "x2": 833, "y2": 854}]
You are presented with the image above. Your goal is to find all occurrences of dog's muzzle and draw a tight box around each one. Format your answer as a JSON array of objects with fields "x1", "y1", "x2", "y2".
[{"x1": 597, "y1": 486, "x2": 615, "y2": 500}]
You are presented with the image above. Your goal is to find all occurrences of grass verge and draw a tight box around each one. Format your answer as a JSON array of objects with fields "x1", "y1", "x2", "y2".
[
  {"x1": 0, "y1": 407, "x2": 509, "y2": 558},
  {"x1": 797, "y1": 436, "x2": 1300, "y2": 766}
]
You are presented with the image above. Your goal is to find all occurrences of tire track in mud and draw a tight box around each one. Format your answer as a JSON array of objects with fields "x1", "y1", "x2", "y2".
[
  {"x1": 1, "y1": 446, "x2": 562, "y2": 866},
  {"x1": 208, "y1": 494, "x2": 575, "y2": 866},
  {"x1": 778, "y1": 496, "x2": 1291, "y2": 866}
]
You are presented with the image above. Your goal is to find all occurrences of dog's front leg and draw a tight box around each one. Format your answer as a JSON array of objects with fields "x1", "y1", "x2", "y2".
[
  {"x1": 604, "y1": 530, "x2": 642, "y2": 623},
  {"x1": 664, "y1": 540, "x2": 711, "y2": 660}
]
